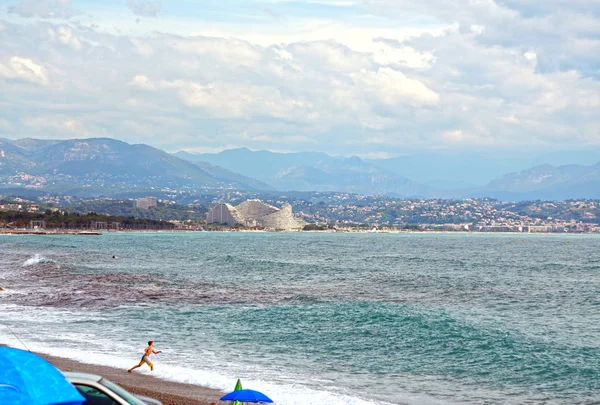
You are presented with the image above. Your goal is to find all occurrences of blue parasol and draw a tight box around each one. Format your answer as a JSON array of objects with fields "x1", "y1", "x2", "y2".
[
  {"x1": 0, "y1": 347, "x2": 85, "y2": 405},
  {"x1": 220, "y1": 389, "x2": 274, "y2": 403}
]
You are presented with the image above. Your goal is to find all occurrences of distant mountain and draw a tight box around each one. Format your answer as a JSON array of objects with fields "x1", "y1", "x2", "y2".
[
  {"x1": 4, "y1": 138, "x2": 598, "y2": 200},
  {"x1": 0, "y1": 138, "x2": 273, "y2": 196},
  {"x1": 175, "y1": 148, "x2": 331, "y2": 180},
  {"x1": 472, "y1": 162, "x2": 600, "y2": 200},
  {"x1": 191, "y1": 161, "x2": 270, "y2": 191},
  {"x1": 178, "y1": 148, "x2": 600, "y2": 200},
  {"x1": 176, "y1": 149, "x2": 431, "y2": 197},
  {"x1": 367, "y1": 150, "x2": 600, "y2": 187}
]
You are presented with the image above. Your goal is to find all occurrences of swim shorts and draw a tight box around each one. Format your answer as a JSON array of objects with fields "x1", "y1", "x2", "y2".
[{"x1": 138, "y1": 355, "x2": 153, "y2": 367}]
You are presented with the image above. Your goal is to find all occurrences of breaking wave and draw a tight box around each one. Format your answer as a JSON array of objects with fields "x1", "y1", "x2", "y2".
[{"x1": 23, "y1": 254, "x2": 55, "y2": 267}]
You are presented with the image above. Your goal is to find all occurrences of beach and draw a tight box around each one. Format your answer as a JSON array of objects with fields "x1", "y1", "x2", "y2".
[{"x1": 39, "y1": 352, "x2": 224, "y2": 405}]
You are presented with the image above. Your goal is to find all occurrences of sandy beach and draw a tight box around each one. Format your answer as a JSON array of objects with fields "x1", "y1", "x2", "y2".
[{"x1": 38, "y1": 352, "x2": 225, "y2": 405}]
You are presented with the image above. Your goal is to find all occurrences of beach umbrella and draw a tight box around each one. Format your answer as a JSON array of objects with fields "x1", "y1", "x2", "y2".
[
  {"x1": 220, "y1": 389, "x2": 274, "y2": 403},
  {"x1": 0, "y1": 347, "x2": 85, "y2": 405},
  {"x1": 232, "y1": 379, "x2": 243, "y2": 405}
]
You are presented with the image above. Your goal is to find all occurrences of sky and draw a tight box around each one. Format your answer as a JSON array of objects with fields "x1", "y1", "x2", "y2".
[{"x1": 0, "y1": 0, "x2": 599, "y2": 158}]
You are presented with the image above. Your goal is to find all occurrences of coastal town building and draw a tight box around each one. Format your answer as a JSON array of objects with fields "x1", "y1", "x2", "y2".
[
  {"x1": 206, "y1": 203, "x2": 245, "y2": 226},
  {"x1": 29, "y1": 220, "x2": 46, "y2": 229},
  {"x1": 259, "y1": 203, "x2": 305, "y2": 230},
  {"x1": 206, "y1": 199, "x2": 305, "y2": 231},
  {"x1": 135, "y1": 197, "x2": 157, "y2": 210},
  {"x1": 0, "y1": 203, "x2": 22, "y2": 211},
  {"x1": 236, "y1": 199, "x2": 278, "y2": 222}
]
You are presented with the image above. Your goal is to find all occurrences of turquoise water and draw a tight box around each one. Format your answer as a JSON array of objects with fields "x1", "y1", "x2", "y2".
[{"x1": 1, "y1": 232, "x2": 599, "y2": 404}]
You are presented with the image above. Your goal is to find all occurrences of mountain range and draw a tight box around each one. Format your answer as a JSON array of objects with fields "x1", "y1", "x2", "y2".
[
  {"x1": 469, "y1": 162, "x2": 600, "y2": 200},
  {"x1": 365, "y1": 150, "x2": 600, "y2": 188},
  {"x1": 1, "y1": 137, "x2": 599, "y2": 200},
  {"x1": 176, "y1": 148, "x2": 600, "y2": 200},
  {"x1": 176, "y1": 149, "x2": 430, "y2": 197},
  {"x1": 0, "y1": 138, "x2": 272, "y2": 196}
]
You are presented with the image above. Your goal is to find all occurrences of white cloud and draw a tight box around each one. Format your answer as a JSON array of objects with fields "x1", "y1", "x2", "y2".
[
  {"x1": 134, "y1": 77, "x2": 311, "y2": 120},
  {"x1": 442, "y1": 129, "x2": 465, "y2": 143},
  {"x1": 0, "y1": 56, "x2": 49, "y2": 85},
  {"x1": 22, "y1": 115, "x2": 90, "y2": 136},
  {"x1": 356, "y1": 67, "x2": 440, "y2": 107},
  {"x1": 287, "y1": 41, "x2": 371, "y2": 72},
  {"x1": 0, "y1": 118, "x2": 13, "y2": 131},
  {"x1": 470, "y1": 24, "x2": 485, "y2": 35},
  {"x1": 372, "y1": 42, "x2": 435, "y2": 69},
  {"x1": 502, "y1": 115, "x2": 520, "y2": 124},
  {"x1": 130, "y1": 39, "x2": 153, "y2": 57},
  {"x1": 1, "y1": 0, "x2": 599, "y2": 155},
  {"x1": 273, "y1": 48, "x2": 293, "y2": 61},
  {"x1": 130, "y1": 75, "x2": 156, "y2": 90},
  {"x1": 172, "y1": 36, "x2": 262, "y2": 67},
  {"x1": 47, "y1": 26, "x2": 82, "y2": 51},
  {"x1": 524, "y1": 51, "x2": 537, "y2": 62}
]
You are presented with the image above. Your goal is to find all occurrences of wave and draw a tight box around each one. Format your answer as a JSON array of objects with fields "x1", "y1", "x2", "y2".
[
  {"x1": 6, "y1": 339, "x2": 396, "y2": 405},
  {"x1": 22, "y1": 254, "x2": 55, "y2": 266}
]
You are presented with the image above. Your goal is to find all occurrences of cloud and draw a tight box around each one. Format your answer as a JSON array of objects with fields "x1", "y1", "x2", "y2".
[
  {"x1": 172, "y1": 36, "x2": 262, "y2": 67},
  {"x1": 130, "y1": 76, "x2": 312, "y2": 120},
  {"x1": 7, "y1": 0, "x2": 76, "y2": 19},
  {"x1": 0, "y1": 0, "x2": 599, "y2": 156},
  {"x1": 365, "y1": 0, "x2": 600, "y2": 78},
  {"x1": 47, "y1": 26, "x2": 82, "y2": 51},
  {"x1": 0, "y1": 118, "x2": 13, "y2": 131},
  {"x1": 130, "y1": 75, "x2": 155, "y2": 90},
  {"x1": 355, "y1": 67, "x2": 440, "y2": 107},
  {"x1": 130, "y1": 38, "x2": 154, "y2": 57},
  {"x1": 22, "y1": 116, "x2": 86, "y2": 134},
  {"x1": 372, "y1": 39, "x2": 435, "y2": 69},
  {"x1": 0, "y1": 56, "x2": 49, "y2": 85},
  {"x1": 286, "y1": 41, "x2": 371, "y2": 72},
  {"x1": 127, "y1": 0, "x2": 161, "y2": 17}
]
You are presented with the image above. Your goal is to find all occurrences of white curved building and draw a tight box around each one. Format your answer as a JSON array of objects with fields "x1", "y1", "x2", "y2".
[
  {"x1": 207, "y1": 199, "x2": 305, "y2": 231},
  {"x1": 260, "y1": 203, "x2": 304, "y2": 231},
  {"x1": 235, "y1": 199, "x2": 278, "y2": 221}
]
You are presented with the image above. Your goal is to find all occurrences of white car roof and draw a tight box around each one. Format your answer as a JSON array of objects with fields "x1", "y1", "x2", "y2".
[{"x1": 62, "y1": 371, "x2": 103, "y2": 382}]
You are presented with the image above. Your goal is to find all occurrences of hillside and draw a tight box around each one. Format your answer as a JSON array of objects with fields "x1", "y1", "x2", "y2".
[{"x1": 0, "y1": 138, "x2": 273, "y2": 196}]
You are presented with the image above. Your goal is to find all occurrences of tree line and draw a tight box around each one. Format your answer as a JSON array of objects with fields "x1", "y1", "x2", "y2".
[{"x1": 0, "y1": 209, "x2": 174, "y2": 229}]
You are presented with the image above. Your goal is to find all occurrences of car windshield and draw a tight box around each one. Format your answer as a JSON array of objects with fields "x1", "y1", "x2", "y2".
[{"x1": 99, "y1": 378, "x2": 148, "y2": 405}]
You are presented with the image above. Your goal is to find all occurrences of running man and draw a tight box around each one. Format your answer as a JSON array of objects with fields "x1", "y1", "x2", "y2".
[{"x1": 127, "y1": 341, "x2": 162, "y2": 373}]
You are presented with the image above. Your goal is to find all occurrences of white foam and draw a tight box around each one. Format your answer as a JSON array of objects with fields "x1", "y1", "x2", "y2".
[
  {"x1": 0, "y1": 306, "x2": 441, "y2": 405},
  {"x1": 22, "y1": 254, "x2": 54, "y2": 266},
  {"x1": 0, "y1": 332, "x2": 394, "y2": 405}
]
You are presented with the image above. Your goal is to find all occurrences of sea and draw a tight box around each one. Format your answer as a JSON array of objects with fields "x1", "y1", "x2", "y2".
[{"x1": 0, "y1": 232, "x2": 599, "y2": 405}]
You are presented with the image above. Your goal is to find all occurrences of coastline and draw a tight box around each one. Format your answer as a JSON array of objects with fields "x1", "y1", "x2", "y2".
[
  {"x1": 1, "y1": 228, "x2": 598, "y2": 235},
  {"x1": 37, "y1": 352, "x2": 225, "y2": 405}
]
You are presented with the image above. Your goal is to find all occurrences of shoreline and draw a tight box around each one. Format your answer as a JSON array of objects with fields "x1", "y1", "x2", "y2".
[
  {"x1": 36, "y1": 352, "x2": 225, "y2": 405},
  {"x1": 0, "y1": 228, "x2": 598, "y2": 235}
]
